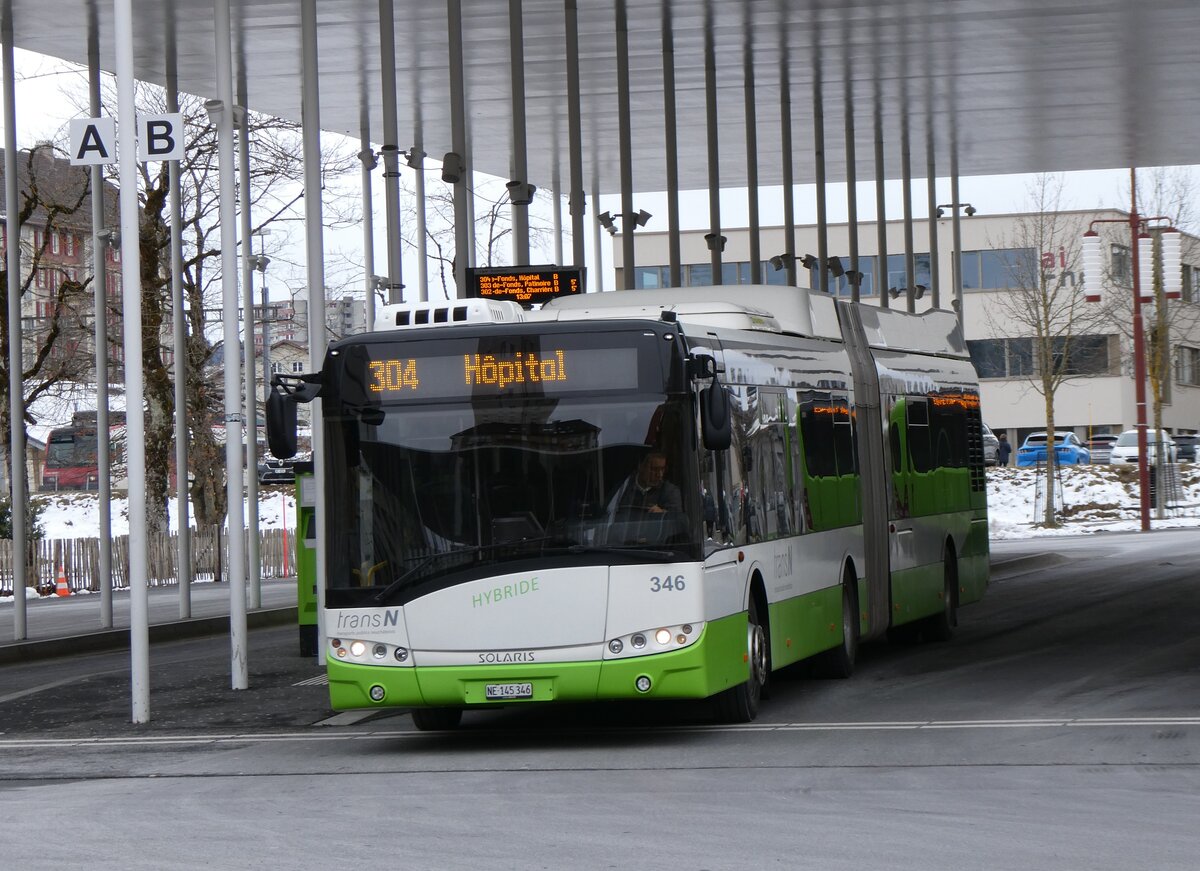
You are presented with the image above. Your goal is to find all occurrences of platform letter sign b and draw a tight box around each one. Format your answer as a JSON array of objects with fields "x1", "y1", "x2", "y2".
[
  {"x1": 69, "y1": 117, "x2": 116, "y2": 166},
  {"x1": 138, "y1": 113, "x2": 185, "y2": 162}
]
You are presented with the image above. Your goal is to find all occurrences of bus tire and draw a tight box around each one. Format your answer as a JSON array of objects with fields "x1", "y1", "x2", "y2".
[
  {"x1": 714, "y1": 594, "x2": 767, "y2": 723},
  {"x1": 411, "y1": 707, "x2": 463, "y2": 731},
  {"x1": 816, "y1": 570, "x2": 859, "y2": 679},
  {"x1": 922, "y1": 546, "x2": 959, "y2": 642}
]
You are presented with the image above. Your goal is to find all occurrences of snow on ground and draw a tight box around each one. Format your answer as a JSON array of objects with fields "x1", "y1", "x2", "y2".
[{"x1": 28, "y1": 466, "x2": 1200, "y2": 542}]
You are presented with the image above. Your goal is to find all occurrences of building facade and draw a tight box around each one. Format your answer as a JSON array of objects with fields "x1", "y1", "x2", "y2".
[{"x1": 619, "y1": 209, "x2": 1200, "y2": 445}]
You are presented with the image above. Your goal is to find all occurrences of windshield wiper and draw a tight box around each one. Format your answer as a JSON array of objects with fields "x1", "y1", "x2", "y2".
[
  {"x1": 373, "y1": 545, "x2": 487, "y2": 605},
  {"x1": 550, "y1": 543, "x2": 676, "y2": 560}
]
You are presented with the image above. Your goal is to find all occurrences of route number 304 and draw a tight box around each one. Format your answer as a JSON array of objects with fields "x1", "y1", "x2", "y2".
[{"x1": 649, "y1": 575, "x2": 686, "y2": 592}]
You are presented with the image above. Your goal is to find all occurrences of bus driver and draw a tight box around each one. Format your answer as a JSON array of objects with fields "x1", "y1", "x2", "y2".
[{"x1": 608, "y1": 450, "x2": 683, "y2": 516}]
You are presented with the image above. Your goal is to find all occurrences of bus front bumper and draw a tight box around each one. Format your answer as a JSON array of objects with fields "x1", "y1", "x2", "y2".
[{"x1": 326, "y1": 612, "x2": 748, "y2": 710}]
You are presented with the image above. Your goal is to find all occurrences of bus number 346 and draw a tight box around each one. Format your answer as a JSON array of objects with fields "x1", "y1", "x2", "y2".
[{"x1": 649, "y1": 575, "x2": 686, "y2": 592}]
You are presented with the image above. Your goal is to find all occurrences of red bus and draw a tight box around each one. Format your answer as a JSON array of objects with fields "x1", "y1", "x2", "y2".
[{"x1": 40, "y1": 411, "x2": 126, "y2": 492}]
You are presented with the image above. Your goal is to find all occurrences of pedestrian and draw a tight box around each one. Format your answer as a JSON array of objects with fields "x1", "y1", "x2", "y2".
[{"x1": 996, "y1": 432, "x2": 1012, "y2": 467}]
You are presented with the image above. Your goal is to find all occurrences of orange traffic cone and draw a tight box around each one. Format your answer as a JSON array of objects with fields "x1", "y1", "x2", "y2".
[{"x1": 55, "y1": 566, "x2": 71, "y2": 597}]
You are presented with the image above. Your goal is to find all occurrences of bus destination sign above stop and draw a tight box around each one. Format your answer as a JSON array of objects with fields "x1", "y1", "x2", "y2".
[{"x1": 464, "y1": 265, "x2": 585, "y2": 308}]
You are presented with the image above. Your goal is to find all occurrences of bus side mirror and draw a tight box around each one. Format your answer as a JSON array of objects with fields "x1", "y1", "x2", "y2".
[
  {"x1": 266, "y1": 385, "x2": 298, "y2": 459},
  {"x1": 700, "y1": 383, "x2": 732, "y2": 451}
]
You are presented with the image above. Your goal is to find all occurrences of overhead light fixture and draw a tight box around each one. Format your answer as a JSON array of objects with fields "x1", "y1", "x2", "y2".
[
  {"x1": 507, "y1": 180, "x2": 536, "y2": 206},
  {"x1": 827, "y1": 256, "x2": 845, "y2": 278},
  {"x1": 358, "y1": 148, "x2": 379, "y2": 170},
  {"x1": 441, "y1": 151, "x2": 463, "y2": 184},
  {"x1": 799, "y1": 254, "x2": 819, "y2": 270},
  {"x1": 634, "y1": 209, "x2": 652, "y2": 227},
  {"x1": 914, "y1": 284, "x2": 927, "y2": 299},
  {"x1": 769, "y1": 255, "x2": 785, "y2": 271},
  {"x1": 403, "y1": 148, "x2": 425, "y2": 169},
  {"x1": 935, "y1": 207, "x2": 945, "y2": 218},
  {"x1": 597, "y1": 211, "x2": 616, "y2": 231},
  {"x1": 203, "y1": 99, "x2": 224, "y2": 124},
  {"x1": 888, "y1": 286, "x2": 902, "y2": 299},
  {"x1": 965, "y1": 204, "x2": 977, "y2": 217},
  {"x1": 704, "y1": 232, "x2": 727, "y2": 252}
]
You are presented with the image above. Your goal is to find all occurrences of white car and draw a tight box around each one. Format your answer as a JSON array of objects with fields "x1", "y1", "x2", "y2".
[{"x1": 1109, "y1": 429, "x2": 1177, "y2": 465}]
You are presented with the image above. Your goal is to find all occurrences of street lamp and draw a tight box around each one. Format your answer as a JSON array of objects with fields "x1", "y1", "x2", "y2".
[
  {"x1": 250, "y1": 228, "x2": 272, "y2": 432},
  {"x1": 1080, "y1": 171, "x2": 1183, "y2": 531}
]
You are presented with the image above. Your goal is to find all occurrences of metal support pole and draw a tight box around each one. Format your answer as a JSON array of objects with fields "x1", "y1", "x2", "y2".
[
  {"x1": 744, "y1": 5, "x2": 760, "y2": 285},
  {"x1": 592, "y1": 165, "x2": 605, "y2": 293},
  {"x1": 844, "y1": 22, "x2": 859, "y2": 302},
  {"x1": 379, "y1": 0, "x2": 404, "y2": 303},
  {"x1": 360, "y1": 117, "x2": 376, "y2": 331},
  {"x1": 237, "y1": 88, "x2": 261, "y2": 612},
  {"x1": 88, "y1": 14, "x2": 115, "y2": 628},
  {"x1": 2, "y1": 9, "x2": 27, "y2": 641},
  {"x1": 165, "y1": 28, "x2": 191, "y2": 618},
  {"x1": 301, "y1": 0, "x2": 330, "y2": 649},
  {"x1": 411, "y1": 135, "x2": 428, "y2": 302},
  {"x1": 565, "y1": 0, "x2": 586, "y2": 270},
  {"x1": 552, "y1": 165, "x2": 563, "y2": 266},
  {"x1": 115, "y1": 0, "x2": 151, "y2": 720},
  {"x1": 509, "y1": 0, "x2": 530, "y2": 265},
  {"x1": 447, "y1": 0, "x2": 469, "y2": 296},
  {"x1": 780, "y1": 51, "x2": 796, "y2": 288},
  {"x1": 616, "y1": 0, "x2": 635, "y2": 288},
  {"x1": 703, "y1": 0, "x2": 722, "y2": 282},
  {"x1": 214, "y1": 0, "x2": 248, "y2": 691},
  {"x1": 927, "y1": 131, "x2": 940, "y2": 309},
  {"x1": 874, "y1": 37, "x2": 888, "y2": 308},
  {"x1": 661, "y1": 1, "x2": 681, "y2": 287},
  {"x1": 901, "y1": 116, "x2": 915, "y2": 312},
  {"x1": 812, "y1": 30, "x2": 828, "y2": 294},
  {"x1": 950, "y1": 162, "x2": 964, "y2": 328},
  {"x1": 1130, "y1": 168, "x2": 1150, "y2": 531}
]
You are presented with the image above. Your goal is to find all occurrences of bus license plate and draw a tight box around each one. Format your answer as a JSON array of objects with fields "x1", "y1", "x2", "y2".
[{"x1": 485, "y1": 682, "x2": 533, "y2": 700}]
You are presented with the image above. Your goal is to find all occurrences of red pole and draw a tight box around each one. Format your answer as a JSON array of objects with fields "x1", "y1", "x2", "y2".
[
  {"x1": 1129, "y1": 168, "x2": 1150, "y2": 531},
  {"x1": 281, "y1": 492, "x2": 290, "y2": 576}
]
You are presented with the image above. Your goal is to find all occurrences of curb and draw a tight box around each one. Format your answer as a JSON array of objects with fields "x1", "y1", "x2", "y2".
[{"x1": 0, "y1": 606, "x2": 298, "y2": 666}]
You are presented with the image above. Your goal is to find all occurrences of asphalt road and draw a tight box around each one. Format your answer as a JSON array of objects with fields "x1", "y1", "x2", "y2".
[{"x1": 3, "y1": 530, "x2": 1199, "y2": 870}]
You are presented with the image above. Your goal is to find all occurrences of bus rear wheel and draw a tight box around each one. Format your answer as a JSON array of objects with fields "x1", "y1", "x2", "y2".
[
  {"x1": 922, "y1": 548, "x2": 959, "y2": 642},
  {"x1": 411, "y1": 707, "x2": 463, "y2": 731},
  {"x1": 816, "y1": 572, "x2": 859, "y2": 678},
  {"x1": 714, "y1": 595, "x2": 768, "y2": 723}
]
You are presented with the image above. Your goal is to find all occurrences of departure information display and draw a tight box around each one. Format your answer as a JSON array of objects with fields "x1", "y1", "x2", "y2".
[
  {"x1": 359, "y1": 345, "x2": 639, "y2": 401},
  {"x1": 464, "y1": 265, "x2": 585, "y2": 306}
]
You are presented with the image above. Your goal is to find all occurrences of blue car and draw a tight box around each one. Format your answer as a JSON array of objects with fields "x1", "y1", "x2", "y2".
[{"x1": 1016, "y1": 431, "x2": 1091, "y2": 467}]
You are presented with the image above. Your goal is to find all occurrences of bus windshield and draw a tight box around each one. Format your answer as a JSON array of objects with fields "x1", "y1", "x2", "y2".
[{"x1": 324, "y1": 394, "x2": 702, "y2": 606}]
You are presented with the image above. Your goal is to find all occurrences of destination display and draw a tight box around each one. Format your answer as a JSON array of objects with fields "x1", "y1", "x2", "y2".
[
  {"x1": 359, "y1": 345, "x2": 639, "y2": 400},
  {"x1": 464, "y1": 265, "x2": 585, "y2": 307}
]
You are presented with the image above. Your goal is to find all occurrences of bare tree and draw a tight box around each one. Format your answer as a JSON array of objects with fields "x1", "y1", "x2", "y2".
[
  {"x1": 0, "y1": 144, "x2": 107, "y2": 514},
  {"x1": 85, "y1": 83, "x2": 359, "y2": 537},
  {"x1": 986, "y1": 175, "x2": 1106, "y2": 526}
]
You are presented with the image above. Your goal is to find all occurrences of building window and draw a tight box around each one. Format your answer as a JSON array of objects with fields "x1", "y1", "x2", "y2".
[
  {"x1": 51, "y1": 232, "x2": 60, "y2": 254},
  {"x1": 632, "y1": 266, "x2": 667, "y2": 289},
  {"x1": 1182, "y1": 264, "x2": 1200, "y2": 303},
  {"x1": 960, "y1": 248, "x2": 1037, "y2": 290},
  {"x1": 1049, "y1": 334, "x2": 1112, "y2": 376},
  {"x1": 66, "y1": 234, "x2": 74, "y2": 257},
  {"x1": 1110, "y1": 244, "x2": 1131, "y2": 285},
  {"x1": 967, "y1": 338, "x2": 1033, "y2": 378},
  {"x1": 291, "y1": 361, "x2": 305, "y2": 373},
  {"x1": 1178, "y1": 347, "x2": 1200, "y2": 386}
]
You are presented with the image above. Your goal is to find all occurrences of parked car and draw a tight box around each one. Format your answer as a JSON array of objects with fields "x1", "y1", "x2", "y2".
[
  {"x1": 1109, "y1": 429, "x2": 1177, "y2": 466},
  {"x1": 1086, "y1": 433, "x2": 1120, "y2": 464},
  {"x1": 982, "y1": 424, "x2": 999, "y2": 466},
  {"x1": 1173, "y1": 433, "x2": 1199, "y2": 463},
  {"x1": 257, "y1": 457, "x2": 296, "y2": 484},
  {"x1": 1015, "y1": 431, "x2": 1091, "y2": 467}
]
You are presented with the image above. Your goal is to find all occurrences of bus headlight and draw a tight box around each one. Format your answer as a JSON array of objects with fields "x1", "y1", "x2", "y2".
[
  {"x1": 603, "y1": 622, "x2": 704, "y2": 659},
  {"x1": 350, "y1": 641, "x2": 367, "y2": 657}
]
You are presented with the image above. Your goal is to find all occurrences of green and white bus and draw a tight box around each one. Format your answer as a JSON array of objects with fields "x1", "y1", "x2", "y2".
[{"x1": 268, "y1": 285, "x2": 988, "y2": 730}]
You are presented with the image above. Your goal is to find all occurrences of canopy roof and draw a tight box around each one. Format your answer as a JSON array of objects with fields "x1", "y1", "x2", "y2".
[{"x1": 8, "y1": 0, "x2": 1196, "y2": 193}]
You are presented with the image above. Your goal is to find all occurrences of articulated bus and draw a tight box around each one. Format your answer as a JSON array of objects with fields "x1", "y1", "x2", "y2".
[{"x1": 268, "y1": 285, "x2": 988, "y2": 730}]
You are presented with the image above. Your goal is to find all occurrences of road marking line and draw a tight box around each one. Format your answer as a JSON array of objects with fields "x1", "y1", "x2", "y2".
[{"x1": 1, "y1": 716, "x2": 1199, "y2": 749}]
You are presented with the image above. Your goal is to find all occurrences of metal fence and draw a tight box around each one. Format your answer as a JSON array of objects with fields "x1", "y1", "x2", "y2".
[{"x1": 0, "y1": 528, "x2": 296, "y2": 595}]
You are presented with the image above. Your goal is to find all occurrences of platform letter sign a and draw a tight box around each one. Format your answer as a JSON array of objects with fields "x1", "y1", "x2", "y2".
[
  {"x1": 138, "y1": 113, "x2": 185, "y2": 162},
  {"x1": 69, "y1": 117, "x2": 116, "y2": 165}
]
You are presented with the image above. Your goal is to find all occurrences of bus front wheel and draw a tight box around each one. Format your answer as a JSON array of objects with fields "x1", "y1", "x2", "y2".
[
  {"x1": 411, "y1": 707, "x2": 463, "y2": 731},
  {"x1": 714, "y1": 595, "x2": 767, "y2": 723}
]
